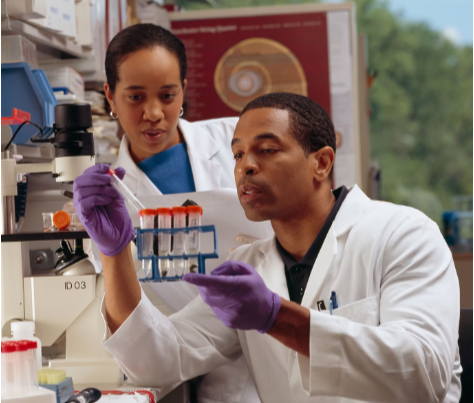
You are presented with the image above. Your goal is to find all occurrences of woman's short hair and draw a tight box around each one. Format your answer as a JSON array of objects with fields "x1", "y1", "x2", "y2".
[{"x1": 105, "y1": 24, "x2": 187, "y2": 92}]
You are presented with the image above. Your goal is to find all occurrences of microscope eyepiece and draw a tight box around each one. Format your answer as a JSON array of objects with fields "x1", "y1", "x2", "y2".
[{"x1": 54, "y1": 104, "x2": 93, "y2": 131}]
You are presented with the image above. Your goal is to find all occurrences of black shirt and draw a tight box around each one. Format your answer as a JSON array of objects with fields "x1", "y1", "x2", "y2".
[{"x1": 276, "y1": 186, "x2": 349, "y2": 304}]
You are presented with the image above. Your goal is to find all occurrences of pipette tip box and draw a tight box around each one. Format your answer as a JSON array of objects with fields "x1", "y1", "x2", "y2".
[{"x1": 39, "y1": 377, "x2": 74, "y2": 403}]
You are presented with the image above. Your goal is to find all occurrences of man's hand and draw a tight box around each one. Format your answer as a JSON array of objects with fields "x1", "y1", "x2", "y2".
[{"x1": 183, "y1": 260, "x2": 281, "y2": 333}]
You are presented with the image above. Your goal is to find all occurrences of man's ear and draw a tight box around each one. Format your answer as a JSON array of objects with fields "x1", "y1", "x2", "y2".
[{"x1": 310, "y1": 146, "x2": 335, "y2": 183}]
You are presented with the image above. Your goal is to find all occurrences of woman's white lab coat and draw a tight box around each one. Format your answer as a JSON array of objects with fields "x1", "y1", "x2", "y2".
[
  {"x1": 101, "y1": 185, "x2": 462, "y2": 403},
  {"x1": 112, "y1": 117, "x2": 238, "y2": 197},
  {"x1": 111, "y1": 117, "x2": 261, "y2": 403}
]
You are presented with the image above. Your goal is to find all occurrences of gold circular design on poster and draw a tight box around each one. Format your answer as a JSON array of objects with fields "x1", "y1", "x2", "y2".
[{"x1": 214, "y1": 38, "x2": 308, "y2": 112}]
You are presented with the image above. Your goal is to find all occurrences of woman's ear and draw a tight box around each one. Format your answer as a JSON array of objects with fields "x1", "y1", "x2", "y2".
[
  {"x1": 104, "y1": 83, "x2": 115, "y2": 112},
  {"x1": 182, "y1": 78, "x2": 187, "y2": 93},
  {"x1": 310, "y1": 146, "x2": 335, "y2": 183}
]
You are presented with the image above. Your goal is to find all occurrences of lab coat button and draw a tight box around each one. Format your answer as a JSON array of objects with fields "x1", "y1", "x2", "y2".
[{"x1": 299, "y1": 287, "x2": 304, "y2": 296}]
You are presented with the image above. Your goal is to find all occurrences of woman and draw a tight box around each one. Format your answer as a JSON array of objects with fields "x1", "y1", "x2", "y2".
[
  {"x1": 101, "y1": 24, "x2": 259, "y2": 403},
  {"x1": 105, "y1": 24, "x2": 237, "y2": 197}
]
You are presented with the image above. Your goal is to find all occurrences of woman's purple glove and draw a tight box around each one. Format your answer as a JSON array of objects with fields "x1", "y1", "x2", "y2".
[
  {"x1": 183, "y1": 260, "x2": 281, "y2": 333},
  {"x1": 73, "y1": 164, "x2": 135, "y2": 256}
]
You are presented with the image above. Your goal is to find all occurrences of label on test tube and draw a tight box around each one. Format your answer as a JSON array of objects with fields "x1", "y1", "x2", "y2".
[
  {"x1": 139, "y1": 209, "x2": 156, "y2": 279},
  {"x1": 157, "y1": 208, "x2": 172, "y2": 278},
  {"x1": 187, "y1": 206, "x2": 203, "y2": 273},
  {"x1": 172, "y1": 207, "x2": 187, "y2": 277}
]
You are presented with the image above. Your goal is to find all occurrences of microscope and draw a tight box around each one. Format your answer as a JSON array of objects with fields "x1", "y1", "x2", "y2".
[{"x1": 1, "y1": 104, "x2": 124, "y2": 387}]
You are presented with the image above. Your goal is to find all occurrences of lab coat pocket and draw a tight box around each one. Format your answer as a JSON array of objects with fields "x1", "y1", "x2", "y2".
[{"x1": 332, "y1": 296, "x2": 379, "y2": 326}]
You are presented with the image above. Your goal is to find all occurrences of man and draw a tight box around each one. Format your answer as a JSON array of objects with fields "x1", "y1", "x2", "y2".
[{"x1": 74, "y1": 93, "x2": 461, "y2": 402}]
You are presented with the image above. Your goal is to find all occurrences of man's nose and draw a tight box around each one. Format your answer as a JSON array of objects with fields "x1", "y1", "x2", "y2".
[
  {"x1": 238, "y1": 155, "x2": 259, "y2": 177},
  {"x1": 143, "y1": 101, "x2": 164, "y2": 122}
]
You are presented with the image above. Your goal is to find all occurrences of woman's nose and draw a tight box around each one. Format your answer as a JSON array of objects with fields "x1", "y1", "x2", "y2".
[{"x1": 143, "y1": 101, "x2": 164, "y2": 122}]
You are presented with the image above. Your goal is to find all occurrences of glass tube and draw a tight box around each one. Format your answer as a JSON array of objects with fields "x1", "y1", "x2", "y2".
[
  {"x1": 107, "y1": 169, "x2": 145, "y2": 213},
  {"x1": 139, "y1": 209, "x2": 156, "y2": 279},
  {"x1": 172, "y1": 207, "x2": 187, "y2": 277},
  {"x1": 186, "y1": 206, "x2": 203, "y2": 273},
  {"x1": 157, "y1": 208, "x2": 172, "y2": 279},
  {"x1": 42, "y1": 212, "x2": 56, "y2": 232}
]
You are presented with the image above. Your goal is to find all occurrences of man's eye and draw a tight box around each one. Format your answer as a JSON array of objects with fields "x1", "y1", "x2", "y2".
[
  {"x1": 261, "y1": 149, "x2": 277, "y2": 154},
  {"x1": 234, "y1": 153, "x2": 243, "y2": 160}
]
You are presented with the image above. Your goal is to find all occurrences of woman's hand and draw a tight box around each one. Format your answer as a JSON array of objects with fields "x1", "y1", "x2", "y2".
[{"x1": 73, "y1": 164, "x2": 135, "y2": 256}]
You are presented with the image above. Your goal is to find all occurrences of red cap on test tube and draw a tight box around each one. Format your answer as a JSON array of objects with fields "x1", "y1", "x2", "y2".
[
  {"x1": 138, "y1": 209, "x2": 157, "y2": 217},
  {"x1": 156, "y1": 207, "x2": 172, "y2": 216},
  {"x1": 172, "y1": 206, "x2": 187, "y2": 215},
  {"x1": 1, "y1": 342, "x2": 16, "y2": 353},
  {"x1": 187, "y1": 206, "x2": 203, "y2": 215}
]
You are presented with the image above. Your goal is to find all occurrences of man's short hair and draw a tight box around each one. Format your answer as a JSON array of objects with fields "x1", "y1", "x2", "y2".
[{"x1": 240, "y1": 92, "x2": 336, "y2": 157}]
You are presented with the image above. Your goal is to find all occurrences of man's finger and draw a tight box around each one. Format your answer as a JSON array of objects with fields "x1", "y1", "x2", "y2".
[
  {"x1": 211, "y1": 260, "x2": 254, "y2": 276},
  {"x1": 183, "y1": 273, "x2": 236, "y2": 290}
]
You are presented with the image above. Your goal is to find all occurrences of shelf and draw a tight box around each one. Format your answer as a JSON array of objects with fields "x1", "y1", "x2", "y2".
[
  {"x1": 2, "y1": 18, "x2": 90, "y2": 59},
  {"x1": 1, "y1": 231, "x2": 90, "y2": 242}
]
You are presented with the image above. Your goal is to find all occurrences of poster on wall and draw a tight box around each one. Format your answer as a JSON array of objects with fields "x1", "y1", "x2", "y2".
[{"x1": 170, "y1": 4, "x2": 360, "y2": 188}]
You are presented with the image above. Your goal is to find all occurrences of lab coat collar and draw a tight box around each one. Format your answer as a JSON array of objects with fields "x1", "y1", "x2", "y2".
[
  {"x1": 256, "y1": 185, "x2": 371, "y2": 306},
  {"x1": 114, "y1": 119, "x2": 223, "y2": 194},
  {"x1": 179, "y1": 119, "x2": 222, "y2": 191}
]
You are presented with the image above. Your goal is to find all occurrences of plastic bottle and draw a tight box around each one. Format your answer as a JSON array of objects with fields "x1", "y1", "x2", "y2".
[{"x1": 11, "y1": 322, "x2": 42, "y2": 369}]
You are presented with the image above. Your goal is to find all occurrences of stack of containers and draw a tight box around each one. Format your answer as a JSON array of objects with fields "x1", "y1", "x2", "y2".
[
  {"x1": 10, "y1": 322, "x2": 42, "y2": 370},
  {"x1": 136, "y1": 206, "x2": 204, "y2": 280},
  {"x1": 1, "y1": 340, "x2": 39, "y2": 398}
]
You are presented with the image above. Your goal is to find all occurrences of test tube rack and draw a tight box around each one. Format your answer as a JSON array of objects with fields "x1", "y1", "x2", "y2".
[{"x1": 135, "y1": 225, "x2": 218, "y2": 282}]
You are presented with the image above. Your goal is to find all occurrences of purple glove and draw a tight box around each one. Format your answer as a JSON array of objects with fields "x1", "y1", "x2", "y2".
[
  {"x1": 183, "y1": 260, "x2": 281, "y2": 333},
  {"x1": 73, "y1": 164, "x2": 135, "y2": 256}
]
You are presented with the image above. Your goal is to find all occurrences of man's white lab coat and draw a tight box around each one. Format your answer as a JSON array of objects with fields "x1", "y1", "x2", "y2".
[
  {"x1": 102, "y1": 185, "x2": 462, "y2": 403},
  {"x1": 111, "y1": 117, "x2": 260, "y2": 402}
]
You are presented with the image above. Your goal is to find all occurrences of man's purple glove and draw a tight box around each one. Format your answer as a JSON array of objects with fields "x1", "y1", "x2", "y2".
[
  {"x1": 183, "y1": 261, "x2": 281, "y2": 333},
  {"x1": 73, "y1": 164, "x2": 135, "y2": 256}
]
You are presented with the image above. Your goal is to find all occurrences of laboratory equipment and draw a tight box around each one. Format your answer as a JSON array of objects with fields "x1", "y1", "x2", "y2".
[
  {"x1": 157, "y1": 207, "x2": 172, "y2": 278},
  {"x1": 1, "y1": 341, "x2": 56, "y2": 403},
  {"x1": 139, "y1": 209, "x2": 156, "y2": 279},
  {"x1": 172, "y1": 206, "x2": 187, "y2": 276},
  {"x1": 136, "y1": 224, "x2": 218, "y2": 282},
  {"x1": 52, "y1": 211, "x2": 70, "y2": 230},
  {"x1": 2, "y1": 342, "x2": 16, "y2": 398},
  {"x1": 187, "y1": 206, "x2": 203, "y2": 273},
  {"x1": 39, "y1": 376, "x2": 75, "y2": 403},
  {"x1": 1, "y1": 103, "x2": 122, "y2": 387},
  {"x1": 42, "y1": 212, "x2": 55, "y2": 232},
  {"x1": 69, "y1": 213, "x2": 83, "y2": 231},
  {"x1": 10, "y1": 321, "x2": 42, "y2": 369},
  {"x1": 107, "y1": 168, "x2": 145, "y2": 213},
  {"x1": 65, "y1": 387, "x2": 101, "y2": 403}
]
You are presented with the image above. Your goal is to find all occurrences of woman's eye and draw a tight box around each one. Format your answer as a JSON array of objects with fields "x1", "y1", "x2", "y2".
[
  {"x1": 129, "y1": 95, "x2": 142, "y2": 101},
  {"x1": 163, "y1": 93, "x2": 176, "y2": 100}
]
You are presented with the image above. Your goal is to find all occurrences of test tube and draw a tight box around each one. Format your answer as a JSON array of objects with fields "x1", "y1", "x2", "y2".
[
  {"x1": 157, "y1": 208, "x2": 172, "y2": 278},
  {"x1": 42, "y1": 212, "x2": 56, "y2": 232},
  {"x1": 107, "y1": 169, "x2": 145, "y2": 213},
  {"x1": 139, "y1": 209, "x2": 156, "y2": 279},
  {"x1": 172, "y1": 207, "x2": 187, "y2": 277},
  {"x1": 186, "y1": 206, "x2": 203, "y2": 273},
  {"x1": 13, "y1": 341, "x2": 29, "y2": 395},
  {"x1": 18, "y1": 341, "x2": 37, "y2": 392},
  {"x1": 2, "y1": 342, "x2": 16, "y2": 398}
]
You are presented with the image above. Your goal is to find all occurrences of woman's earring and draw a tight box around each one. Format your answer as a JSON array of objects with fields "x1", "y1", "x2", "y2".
[
  {"x1": 110, "y1": 110, "x2": 118, "y2": 120},
  {"x1": 179, "y1": 108, "x2": 184, "y2": 117}
]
